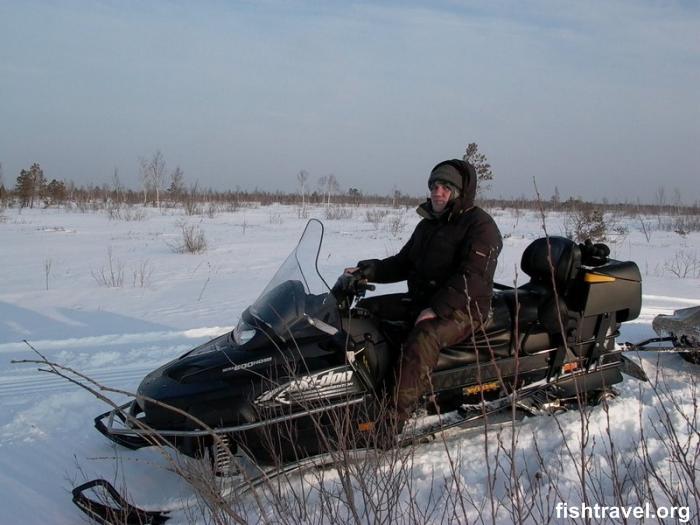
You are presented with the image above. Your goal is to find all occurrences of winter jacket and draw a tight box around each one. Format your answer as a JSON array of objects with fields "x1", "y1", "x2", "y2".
[{"x1": 359, "y1": 160, "x2": 502, "y2": 322}]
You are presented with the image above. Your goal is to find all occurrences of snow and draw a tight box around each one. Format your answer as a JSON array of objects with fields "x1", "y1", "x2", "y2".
[{"x1": 1, "y1": 204, "x2": 699, "y2": 524}]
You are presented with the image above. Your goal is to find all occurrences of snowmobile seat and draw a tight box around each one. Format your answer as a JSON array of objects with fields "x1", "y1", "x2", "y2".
[{"x1": 485, "y1": 284, "x2": 568, "y2": 359}]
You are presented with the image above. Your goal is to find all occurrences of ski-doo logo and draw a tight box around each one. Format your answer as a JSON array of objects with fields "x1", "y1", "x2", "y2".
[
  {"x1": 222, "y1": 356, "x2": 272, "y2": 373},
  {"x1": 286, "y1": 370, "x2": 353, "y2": 393},
  {"x1": 255, "y1": 367, "x2": 356, "y2": 407}
]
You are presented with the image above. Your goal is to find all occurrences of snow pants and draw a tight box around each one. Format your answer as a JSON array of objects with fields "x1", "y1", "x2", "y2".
[{"x1": 358, "y1": 293, "x2": 480, "y2": 421}]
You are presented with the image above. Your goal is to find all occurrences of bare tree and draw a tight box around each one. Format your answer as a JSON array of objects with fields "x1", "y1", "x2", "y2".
[
  {"x1": 673, "y1": 187, "x2": 683, "y2": 208},
  {"x1": 111, "y1": 167, "x2": 123, "y2": 204},
  {"x1": 297, "y1": 169, "x2": 309, "y2": 209},
  {"x1": 318, "y1": 174, "x2": 340, "y2": 206},
  {"x1": 392, "y1": 185, "x2": 401, "y2": 209},
  {"x1": 654, "y1": 185, "x2": 666, "y2": 208},
  {"x1": 0, "y1": 162, "x2": 5, "y2": 204},
  {"x1": 139, "y1": 162, "x2": 152, "y2": 205},
  {"x1": 463, "y1": 142, "x2": 493, "y2": 196},
  {"x1": 139, "y1": 150, "x2": 167, "y2": 209},
  {"x1": 551, "y1": 186, "x2": 561, "y2": 208}
]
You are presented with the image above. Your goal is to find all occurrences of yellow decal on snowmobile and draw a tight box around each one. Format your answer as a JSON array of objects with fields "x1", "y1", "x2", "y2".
[
  {"x1": 463, "y1": 381, "x2": 500, "y2": 396},
  {"x1": 358, "y1": 422, "x2": 375, "y2": 432},
  {"x1": 562, "y1": 362, "x2": 580, "y2": 373},
  {"x1": 584, "y1": 272, "x2": 616, "y2": 283}
]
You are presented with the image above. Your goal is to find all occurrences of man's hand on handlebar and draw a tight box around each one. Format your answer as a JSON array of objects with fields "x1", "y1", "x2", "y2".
[
  {"x1": 342, "y1": 267, "x2": 367, "y2": 288},
  {"x1": 333, "y1": 269, "x2": 375, "y2": 303}
]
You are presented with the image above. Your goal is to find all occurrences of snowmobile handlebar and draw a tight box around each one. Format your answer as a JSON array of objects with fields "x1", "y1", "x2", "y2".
[{"x1": 332, "y1": 271, "x2": 375, "y2": 306}]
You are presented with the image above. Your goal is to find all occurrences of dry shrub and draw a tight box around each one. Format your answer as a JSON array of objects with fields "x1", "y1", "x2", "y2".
[
  {"x1": 170, "y1": 222, "x2": 207, "y2": 254},
  {"x1": 365, "y1": 208, "x2": 389, "y2": 229},
  {"x1": 132, "y1": 260, "x2": 154, "y2": 288},
  {"x1": 324, "y1": 206, "x2": 353, "y2": 220},
  {"x1": 565, "y1": 205, "x2": 607, "y2": 242},
  {"x1": 107, "y1": 204, "x2": 146, "y2": 222},
  {"x1": 663, "y1": 250, "x2": 700, "y2": 279},
  {"x1": 91, "y1": 247, "x2": 125, "y2": 287},
  {"x1": 387, "y1": 210, "x2": 407, "y2": 237}
]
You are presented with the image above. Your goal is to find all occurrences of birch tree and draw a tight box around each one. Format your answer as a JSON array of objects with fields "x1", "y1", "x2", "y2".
[
  {"x1": 318, "y1": 174, "x2": 340, "y2": 206},
  {"x1": 139, "y1": 151, "x2": 167, "y2": 208},
  {"x1": 297, "y1": 169, "x2": 309, "y2": 210}
]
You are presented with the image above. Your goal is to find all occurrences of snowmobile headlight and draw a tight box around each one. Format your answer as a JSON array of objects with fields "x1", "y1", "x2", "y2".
[
  {"x1": 236, "y1": 329, "x2": 256, "y2": 345},
  {"x1": 233, "y1": 321, "x2": 256, "y2": 345}
]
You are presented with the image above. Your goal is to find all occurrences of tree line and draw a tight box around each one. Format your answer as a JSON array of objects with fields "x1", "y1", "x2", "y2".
[
  {"x1": 1, "y1": 143, "x2": 494, "y2": 210},
  {"x1": 2, "y1": 144, "x2": 695, "y2": 214}
]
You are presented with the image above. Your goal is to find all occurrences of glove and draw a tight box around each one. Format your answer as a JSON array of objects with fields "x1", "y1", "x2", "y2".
[{"x1": 357, "y1": 259, "x2": 379, "y2": 281}]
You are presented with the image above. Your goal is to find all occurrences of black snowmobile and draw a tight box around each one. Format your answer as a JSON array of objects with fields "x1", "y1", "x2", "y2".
[{"x1": 74, "y1": 219, "x2": 649, "y2": 523}]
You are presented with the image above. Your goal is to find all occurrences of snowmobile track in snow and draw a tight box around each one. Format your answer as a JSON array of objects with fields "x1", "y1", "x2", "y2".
[
  {"x1": 0, "y1": 366, "x2": 152, "y2": 398},
  {"x1": 0, "y1": 326, "x2": 231, "y2": 398},
  {"x1": 0, "y1": 326, "x2": 231, "y2": 354}
]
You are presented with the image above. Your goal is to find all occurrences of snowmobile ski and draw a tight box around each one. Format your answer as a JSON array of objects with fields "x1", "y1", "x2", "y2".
[
  {"x1": 72, "y1": 449, "x2": 379, "y2": 524},
  {"x1": 72, "y1": 479, "x2": 169, "y2": 525}
]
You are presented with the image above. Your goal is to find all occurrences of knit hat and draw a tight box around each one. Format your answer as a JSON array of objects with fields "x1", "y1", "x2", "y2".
[{"x1": 428, "y1": 164, "x2": 462, "y2": 198}]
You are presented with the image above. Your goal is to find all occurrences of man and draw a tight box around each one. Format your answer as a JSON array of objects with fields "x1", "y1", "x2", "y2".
[{"x1": 347, "y1": 159, "x2": 502, "y2": 425}]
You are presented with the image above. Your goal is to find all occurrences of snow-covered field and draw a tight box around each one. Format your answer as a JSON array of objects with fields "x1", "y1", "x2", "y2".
[{"x1": 1, "y1": 203, "x2": 699, "y2": 524}]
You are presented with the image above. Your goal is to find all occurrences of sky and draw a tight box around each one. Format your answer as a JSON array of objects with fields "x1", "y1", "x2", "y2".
[{"x1": 1, "y1": 0, "x2": 698, "y2": 203}]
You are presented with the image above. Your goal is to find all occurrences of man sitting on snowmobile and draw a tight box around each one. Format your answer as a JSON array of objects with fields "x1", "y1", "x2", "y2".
[{"x1": 346, "y1": 159, "x2": 503, "y2": 426}]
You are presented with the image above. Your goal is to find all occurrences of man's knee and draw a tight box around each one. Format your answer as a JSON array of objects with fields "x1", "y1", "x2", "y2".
[
  {"x1": 407, "y1": 317, "x2": 474, "y2": 354},
  {"x1": 402, "y1": 323, "x2": 442, "y2": 369}
]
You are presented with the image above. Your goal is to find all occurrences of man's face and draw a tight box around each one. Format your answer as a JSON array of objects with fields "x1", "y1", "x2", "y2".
[{"x1": 430, "y1": 182, "x2": 452, "y2": 213}]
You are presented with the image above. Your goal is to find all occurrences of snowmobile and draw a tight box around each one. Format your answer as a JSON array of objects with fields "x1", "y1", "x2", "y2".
[{"x1": 73, "y1": 219, "x2": 649, "y2": 523}]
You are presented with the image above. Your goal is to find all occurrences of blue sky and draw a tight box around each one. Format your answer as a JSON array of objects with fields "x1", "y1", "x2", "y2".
[{"x1": 1, "y1": 0, "x2": 698, "y2": 202}]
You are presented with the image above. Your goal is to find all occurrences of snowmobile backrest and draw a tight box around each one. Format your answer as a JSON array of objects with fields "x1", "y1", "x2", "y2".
[{"x1": 521, "y1": 237, "x2": 581, "y2": 291}]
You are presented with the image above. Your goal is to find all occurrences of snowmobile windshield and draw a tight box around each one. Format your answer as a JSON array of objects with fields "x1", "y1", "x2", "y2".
[{"x1": 239, "y1": 219, "x2": 336, "y2": 342}]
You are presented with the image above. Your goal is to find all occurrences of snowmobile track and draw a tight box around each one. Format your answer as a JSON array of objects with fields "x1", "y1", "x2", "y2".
[
  {"x1": 0, "y1": 326, "x2": 230, "y2": 354},
  {"x1": 0, "y1": 366, "x2": 153, "y2": 398},
  {"x1": 1, "y1": 326, "x2": 230, "y2": 398}
]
